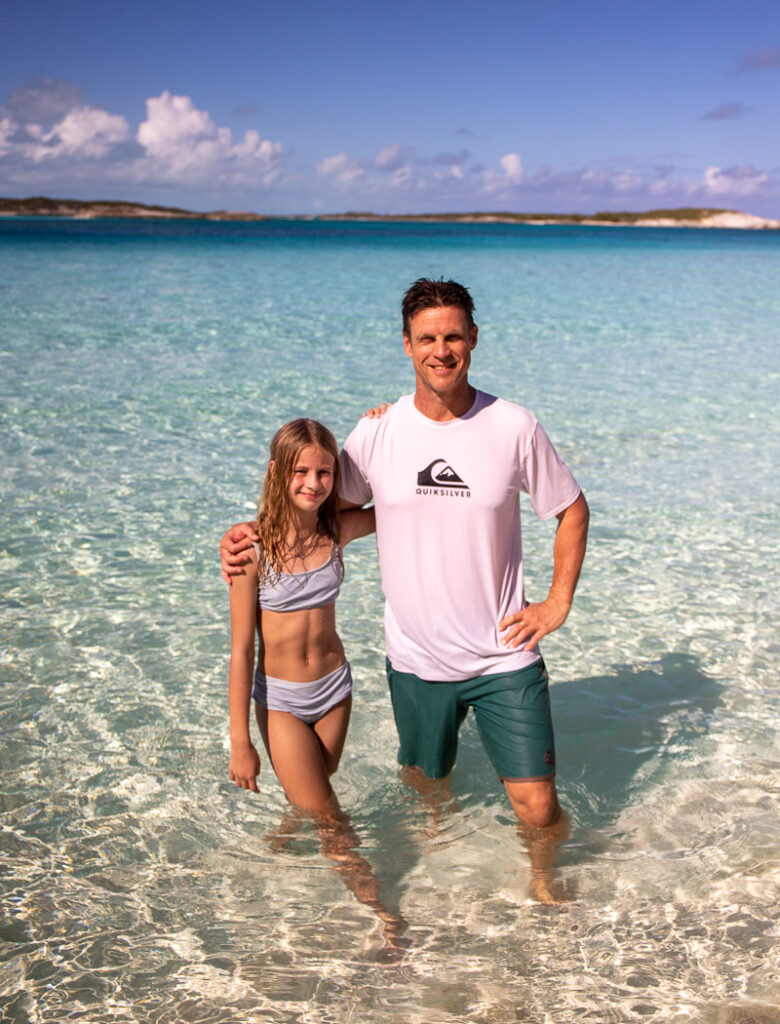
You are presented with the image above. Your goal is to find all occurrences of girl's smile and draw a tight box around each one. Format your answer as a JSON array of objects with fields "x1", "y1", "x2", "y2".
[{"x1": 288, "y1": 445, "x2": 335, "y2": 513}]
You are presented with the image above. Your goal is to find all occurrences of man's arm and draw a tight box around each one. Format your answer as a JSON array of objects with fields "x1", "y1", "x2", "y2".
[
  {"x1": 220, "y1": 522, "x2": 259, "y2": 583},
  {"x1": 340, "y1": 506, "x2": 376, "y2": 545},
  {"x1": 499, "y1": 492, "x2": 590, "y2": 651},
  {"x1": 221, "y1": 501, "x2": 368, "y2": 581}
]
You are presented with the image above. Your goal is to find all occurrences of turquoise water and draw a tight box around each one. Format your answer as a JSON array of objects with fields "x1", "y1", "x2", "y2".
[{"x1": 1, "y1": 219, "x2": 778, "y2": 1023}]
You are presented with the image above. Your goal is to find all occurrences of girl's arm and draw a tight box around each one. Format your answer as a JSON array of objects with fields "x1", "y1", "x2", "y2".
[
  {"x1": 339, "y1": 506, "x2": 376, "y2": 546},
  {"x1": 228, "y1": 551, "x2": 261, "y2": 792}
]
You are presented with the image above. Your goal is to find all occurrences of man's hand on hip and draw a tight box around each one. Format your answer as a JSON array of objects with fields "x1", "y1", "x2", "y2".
[
  {"x1": 501, "y1": 493, "x2": 590, "y2": 649},
  {"x1": 499, "y1": 595, "x2": 570, "y2": 651}
]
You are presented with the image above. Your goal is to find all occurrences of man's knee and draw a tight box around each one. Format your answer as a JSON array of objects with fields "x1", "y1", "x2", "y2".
[{"x1": 504, "y1": 778, "x2": 560, "y2": 829}]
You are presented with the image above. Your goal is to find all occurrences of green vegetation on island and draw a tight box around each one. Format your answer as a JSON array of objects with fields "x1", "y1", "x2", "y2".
[
  {"x1": 0, "y1": 196, "x2": 266, "y2": 221},
  {"x1": 328, "y1": 208, "x2": 731, "y2": 223}
]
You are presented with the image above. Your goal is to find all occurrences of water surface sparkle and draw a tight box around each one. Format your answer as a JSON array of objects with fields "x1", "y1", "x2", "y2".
[{"x1": 1, "y1": 219, "x2": 778, "y2": 1023}]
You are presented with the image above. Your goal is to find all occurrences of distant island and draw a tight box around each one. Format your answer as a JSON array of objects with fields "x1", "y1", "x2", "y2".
[
  {"x1": 1, "y1": 196, "x2": 779, "y2": 229},
  {"x1": 0, "y1": 196, "x2": 267, "y2": 221},
  {"x1": 325, "y1": 208, "x2": 780, "y2": 229}
]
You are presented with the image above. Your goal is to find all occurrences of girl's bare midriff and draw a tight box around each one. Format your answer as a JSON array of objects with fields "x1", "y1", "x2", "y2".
[{"x1": 257, "y1": 603, "x2": 345, "y2": 682}]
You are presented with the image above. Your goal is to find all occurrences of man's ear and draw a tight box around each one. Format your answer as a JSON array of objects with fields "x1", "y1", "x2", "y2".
[
  {"x1": 403, "y1": 332, "x2": 412, "y2": 358},
  {"x1": 469, "y1": 324, "x2": 478, "y2": 350}
]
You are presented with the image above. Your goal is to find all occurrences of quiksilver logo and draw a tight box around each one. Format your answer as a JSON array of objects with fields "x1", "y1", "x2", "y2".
[{"x1": 416, "y1": 458, "x2": 471, "y2": 497}]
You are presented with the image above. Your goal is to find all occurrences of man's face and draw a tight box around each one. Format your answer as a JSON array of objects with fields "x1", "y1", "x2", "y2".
[{"x1": 403, "y1": 305, "x2": 478, "y2": 400}]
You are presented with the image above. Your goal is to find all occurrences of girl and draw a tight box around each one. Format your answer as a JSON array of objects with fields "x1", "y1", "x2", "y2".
[
  {"x1": 227, "y1": 420, "x2": 406, "y2": 957},
  {"x1": 227, "y1": 417, "x2": 375, "y2": 809}
]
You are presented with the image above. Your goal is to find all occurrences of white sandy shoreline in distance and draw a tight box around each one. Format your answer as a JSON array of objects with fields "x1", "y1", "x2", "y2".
[
  {"x1": 428, "y1": 211, "x2": 780, "y2": 229},
  {"x1": 621, "y1": 211, "x2": 780, "y2": 229}
]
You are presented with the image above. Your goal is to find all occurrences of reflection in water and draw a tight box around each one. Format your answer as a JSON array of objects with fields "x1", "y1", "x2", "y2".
[
  {"x1": 401, "y1": 764, "x2": 574, "y2": 905},
  {"x1": 518, "y1": 814, "x2": 577, "y2": 906},
  {"x1": 266, "y1": 802, "x2": 409, "y2": 963},
  {"x1": 400, "y1": 765, "x2": 460, "y2": 837}
]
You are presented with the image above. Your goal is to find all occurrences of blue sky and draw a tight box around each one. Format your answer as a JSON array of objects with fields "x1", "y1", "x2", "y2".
[{"x1": 1, "y1": 0, "x2": 779, "y2": 215}]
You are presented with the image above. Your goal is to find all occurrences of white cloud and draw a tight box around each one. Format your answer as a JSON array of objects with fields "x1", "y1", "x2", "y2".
[
  {"x1": 0, "y1": 87, "x2": 285, "y2": 193},
  {"x1": 135, "y1": 91, "x2": 283, "y2": 184},
  {"x1": 374, "y1": 143, "x2": 413, "y2": 171},
  {"x1": 317, "y1": 152, "x2": 350, "y2": 175},
  {"x1": 390, "y1": 164, "x2": 413, "y2": 186},
  {"x1": 0, "y1": 103, "x2": 131, "y2": 164},
  {"x1": 304, "y1": 144, "x2": 780, "y2": 214},
  {"x1": 0, "y1": 116, "x2": 15, "y2": 157},
  {"x1": 317, "y1": 143, "x2": 417, "y2": 191},
  {"x1": 137, "y1": 92, "x2": 216, "y2": 165},
  {"x1": 702, "y1": 164, "x2": 771, "y2": 197},
  {"x1": 43, "y1": 106, "x2": 131, "y2": 160},
  {"x1": 609, "y1": 170, "x2": 645, "y2": 194},
  {"x1": 316, "y1": 151, "x2": 365, "y2": 186},
  {"x1": 500, "y1": 152, "x2": 524, "y2": 182}
]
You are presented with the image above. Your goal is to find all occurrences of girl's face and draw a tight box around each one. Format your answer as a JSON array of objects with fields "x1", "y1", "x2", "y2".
[{"x1": 287, "y1": 445, "x2": 335, "y2": 514}]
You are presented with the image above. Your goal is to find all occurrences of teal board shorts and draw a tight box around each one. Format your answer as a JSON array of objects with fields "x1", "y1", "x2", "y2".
[{"x1": 386, "y1": 657, "x2": 555, "y2": 782}]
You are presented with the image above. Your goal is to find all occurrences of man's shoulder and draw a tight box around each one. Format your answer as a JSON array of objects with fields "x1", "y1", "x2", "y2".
[
  {"x1": 340, "y1": 395, "x2": 413, "y2": 491},
  {"x1": 473, "y1": 390, "x2": 539, "y2": 433},
  {"x1": 345, "y1": 394, "x2": 412, "y2": 439}
]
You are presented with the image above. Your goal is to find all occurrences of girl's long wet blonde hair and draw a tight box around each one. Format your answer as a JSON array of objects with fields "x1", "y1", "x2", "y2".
[{"x1": 254, "y1": 419, "x2": 342, "y2": 582}]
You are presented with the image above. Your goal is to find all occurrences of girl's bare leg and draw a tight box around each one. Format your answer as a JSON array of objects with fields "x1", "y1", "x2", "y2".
[
  {"x1": 312, "y1": 696, "x2": 351, "y2": 777},
  {"x1": 255, "y1": 697, "x2": 350, "y2": 809},
  {"x1": 255, "y1": 699, "x2": 407, "y2": 957},
  {"x1": 255, "y1": 704, "x2": 337, "y2": 809},
  {"x1": 264, "y1": 804, "x2": 304, "y2": 852},
  {"x1": 315, "y1": 804, "x2": 409, "y2": 961}
]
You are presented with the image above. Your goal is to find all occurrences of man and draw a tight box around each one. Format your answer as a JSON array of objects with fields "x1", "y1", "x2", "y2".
[{"x1": 221, "y1": 278, "x2": 588, "y2": 835}]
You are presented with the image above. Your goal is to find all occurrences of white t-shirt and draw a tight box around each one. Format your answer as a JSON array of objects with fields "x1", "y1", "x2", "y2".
[{"x1": 340, "y1": 390, "x2": 581, "y2": 681}]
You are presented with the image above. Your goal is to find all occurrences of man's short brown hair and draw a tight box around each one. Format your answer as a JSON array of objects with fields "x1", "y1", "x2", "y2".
[{"x1": 402, "y1": 278, "x2": 476, "y2": 334}]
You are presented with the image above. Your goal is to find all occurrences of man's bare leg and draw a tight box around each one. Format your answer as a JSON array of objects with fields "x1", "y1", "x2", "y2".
[
  {"x1": 401, "y1": 765, "x2": 453, "y2": 802},
  {"x1": 504, "y1": 777, "x2": 572, "y2": 904},
  {"x1": 503, "y1": 777, "x2": 560, "y2": 829},
  {"x1": 401, "y1": 765, "x2": 458, "y2": 838}
]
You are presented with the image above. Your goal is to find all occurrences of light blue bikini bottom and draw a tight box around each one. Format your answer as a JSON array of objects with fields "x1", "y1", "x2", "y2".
[{"x1": 252, "y1": 662, "x2": 352, "y2": 724}]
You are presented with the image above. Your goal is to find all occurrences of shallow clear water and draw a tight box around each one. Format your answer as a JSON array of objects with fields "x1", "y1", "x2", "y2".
[{"x1": 1, "y1": 219, "x2": 778, "y2": 1023}]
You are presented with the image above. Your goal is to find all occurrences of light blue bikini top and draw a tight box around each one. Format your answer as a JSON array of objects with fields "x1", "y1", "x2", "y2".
[{"x1": 254, "y1": 543, "x2": 343, "y2": 612}]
